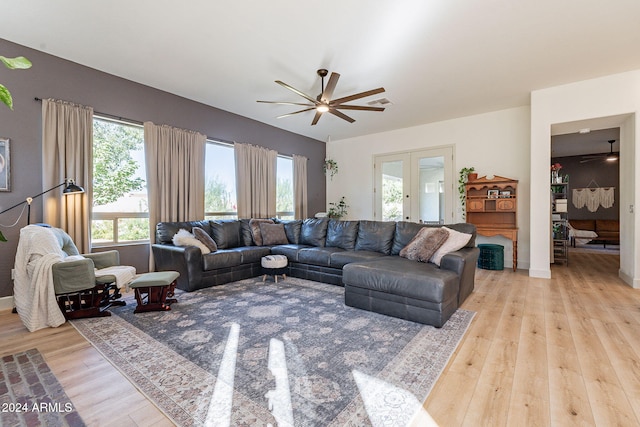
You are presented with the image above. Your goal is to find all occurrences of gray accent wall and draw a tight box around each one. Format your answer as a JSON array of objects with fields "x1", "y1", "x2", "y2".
[{"x1": 0, "y1": 38, "x2": 326, "y2": 298}]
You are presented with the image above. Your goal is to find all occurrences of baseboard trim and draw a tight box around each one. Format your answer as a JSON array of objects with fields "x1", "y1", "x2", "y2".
[
  {"x1": 529, "y1": 268, "x2": 551, "y2": 279},
  {"x1": 618, "y1": 269, "x2": 639, "y2": 288},
  {"x1": 0, "y1": 295, "x2": 15, "y2": 312}
]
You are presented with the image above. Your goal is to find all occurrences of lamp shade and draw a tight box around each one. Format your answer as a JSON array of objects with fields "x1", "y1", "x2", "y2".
[{"x1": 62, "y1": 179, "x2": 84, "y2": 195}]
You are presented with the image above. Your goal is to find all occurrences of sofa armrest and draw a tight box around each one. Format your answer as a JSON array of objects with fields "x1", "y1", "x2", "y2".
[
  {"x1": 52, "y1": 259, "x2": 97, "y2": 294},
  {"x1": 83, "y1": 250, "x2": 120, "y2": 269},
  {"x1": 152, "y1": 244, "x2": 203, "y2": 292},
  {"x1": 440, "y1": 247, "x2": 479, "y2": 306}
]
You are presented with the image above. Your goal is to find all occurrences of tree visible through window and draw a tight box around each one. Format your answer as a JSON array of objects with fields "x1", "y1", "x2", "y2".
[
  {"x1": 277, "y1": 156, "x2": 293, "y2": 219},
  {"x1": 92, "y1": 118, "x2": 148, "y2": 245},
  {"x1": 205, "y1": 142, "x2": 237, "y2": 219}
]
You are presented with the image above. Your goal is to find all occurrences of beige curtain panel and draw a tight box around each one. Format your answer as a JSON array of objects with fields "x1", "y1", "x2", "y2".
[
  {"x1": 144, "y1": 122, "x2": 206, "y2": 247},
  {"x1": 41, "y1": 98, "x2": 93, "y2": 253},
  {"x1": 293, "y1": 154, "x2": 308, "y2": 219},
  {"x1": 234, "y1": 142, "x2": 277, "y2": 219}
]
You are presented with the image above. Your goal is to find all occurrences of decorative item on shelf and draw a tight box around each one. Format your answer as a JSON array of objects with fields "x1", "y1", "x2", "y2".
[
  {"x1": 327, "y1": 196, "x2": 348, "y2": 219},
  {"x1": 550, "y1": 162, "x2": 563, "y2": 183},
  {"x1": 458, "y1": 167, "x2": 475, "y2": 219},
  {"x1": 500, "y1": 191, "x2": 511, "y2": 198},
  {"x1": 487, "y1": 189, "x2": 499, "y2": 198},
  {"x1": 323, "y1": 158, "x2": 338, "y2": 180},
  {"x1": 0, "y1": 179, "x2": 84, "y2": 242}
]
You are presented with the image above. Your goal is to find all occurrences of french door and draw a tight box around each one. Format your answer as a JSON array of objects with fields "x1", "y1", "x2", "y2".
[{"x1": 374, "y1": 147, "x2": 454, "y2": 223}]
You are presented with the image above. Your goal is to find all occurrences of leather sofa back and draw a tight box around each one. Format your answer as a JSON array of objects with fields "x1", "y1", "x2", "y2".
[
  {"x1": 300, "y1": 218, "x2": 329, "y2": 247},
  {"x1": 210, "y1": 220, "x2": 242, "y2": 249},
  {"x1": 355, "y1": 221, "x2": 396, "y2": 254},
  {"x1": 326, "y1": 220, "x2": 359, "y2": 250},
  {"x1": 156, "y1": 220, "x2": 211, "y2": 245}
]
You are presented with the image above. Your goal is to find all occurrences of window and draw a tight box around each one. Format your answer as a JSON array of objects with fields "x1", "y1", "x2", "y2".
[
  {"x1": 276, "y1": 156, "x2": 294, "y2": 219},
  {"x1": 205, "y1": 141, "x2": 237, "y2": 219},
  {"x1": 92, "y1": 117, "x2": 149, "y2": 246}
]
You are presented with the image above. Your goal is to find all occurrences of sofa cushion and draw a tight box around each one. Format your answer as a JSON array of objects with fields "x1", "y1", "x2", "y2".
[
  {"x1": 210, "y1": 220, "x2": 241, "y2": 249},
  {"x1": 227, "y1": 246, "x2": 272, "y2": 264},
  {"x1": 239, "y1": 219, "x2": 255, "y2": 246},
  {"x1": 343, "y1": 257, "x2": 459, "y2": 304},
  {"x1": 298, "y1": 247, "x2": 346, "y2": 267},
  {"x1": 156, "y1": 220, "x2": 211, "y2": 245},
  {"x1": 355, "y1": 221, "x2": 396, "y2": 254},
  {"x1": 399, "y1": 227, "x2": 449, "y2": 262},
  {"x1": 569, "y1": 219, "x2": 596, "y2": 231},
  {"x1": 275, "y1": 219, "x2": 302, "y2": 244},
  {"x1": 430, "y1": 227, "x2": 473, "y2": 266},
  {"x1": 249, "y1": 218, "x2": 274, "y2": 246},
  {"x1": 202, "y1": 250, "x2": 242, "y2": 270},
  {"x1": 270, "y1": 244, "x2": 311, "y2": 262},
  {"x1": 326, "y1": 220, "x2": 359, "y2": 250},
  {"x1": 300, "y1": 218, "x2": 329, "y2": 247},
  {"x1": 329, "y1": 250, "x2": 387, "y2": 269},
  {"x1": 596, "y1": 219, "x2": 619, "y2": 232},
  {"x1": 260, "y1": 222, "x2": 289, "y2": 245},
  {"x1": 192, "y1": 226, "x2": 218, "y2": 252}
]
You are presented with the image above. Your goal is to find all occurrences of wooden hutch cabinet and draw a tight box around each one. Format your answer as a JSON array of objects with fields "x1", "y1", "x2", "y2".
[{"x1": 465, "y1": 175, "x2": 518, "y2": 271}]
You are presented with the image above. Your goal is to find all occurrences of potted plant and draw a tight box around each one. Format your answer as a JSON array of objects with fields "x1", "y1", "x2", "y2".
[
  {"x1": 327, "y1": 196, "x2": 348, "y2": 219},
  {"x1": 458, "y1": 167, "x2": 475, "y2": 220},
  {"x1": 324, "y1": 159, "x2": 338, "y2": 180}
]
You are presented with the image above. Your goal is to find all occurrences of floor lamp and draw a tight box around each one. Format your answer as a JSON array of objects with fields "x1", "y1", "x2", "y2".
[{"x1": 0, "y1": 178, "x2": 85, "y2": 230}]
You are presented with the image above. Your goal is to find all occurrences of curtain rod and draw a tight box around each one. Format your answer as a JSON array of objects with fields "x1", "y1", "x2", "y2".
[{"x1": 34, "y1": 97, "x2": 236, "y2": 146}]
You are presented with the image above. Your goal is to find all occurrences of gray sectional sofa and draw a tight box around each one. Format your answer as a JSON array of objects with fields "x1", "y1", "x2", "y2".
[{"x1": 152, "y1": 218, "x2": 479, "y2": 327}]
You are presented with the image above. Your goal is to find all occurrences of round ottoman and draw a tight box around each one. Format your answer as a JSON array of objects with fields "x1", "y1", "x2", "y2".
[{"x1": 261, "y1": 255, "x2": 288, "y2": 283}]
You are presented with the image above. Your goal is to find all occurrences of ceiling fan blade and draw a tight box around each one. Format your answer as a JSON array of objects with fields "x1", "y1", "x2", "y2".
[
  {"x1": 311, "y1": 111, "x2": 323, "y2": 126},
  {"x1": 328, "y1": 108, "x2": 355, "y2": 123},
  {"x1": 257, "y1": 100, "x2": 314, "y2": 107},
  {"x1": 275, "y1": 80, "x2": 319, "y2": 104},
  {"x1": 321, "y1": 72, "x2": 340, "y2": 102},
  {"x1": 331, "y1": 87, "x2": 385, "y2": 105},
  {"x1": 277, "y1": 107, "x2": 316, "y2": 119},
  {"x1": 334, "y1": 105, "x2": 385, "y2": 112}
]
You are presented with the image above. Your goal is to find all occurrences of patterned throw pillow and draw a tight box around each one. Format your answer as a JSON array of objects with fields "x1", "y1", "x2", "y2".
[
  {"x1": 192, "y1": 226, "x2": 217, "y2": 252},
  {"x1": 430, "y1": 227, "x2": 472, "y2": 266},
  {"x1": 259, "y1": 222, "x2": 289, "y2": 246},
  {"x1": 399, "y1": 227, "x2": 449, "y2": 263},
  {"x1": 249, "y1": 218, "x2": 274, "y2": 246}
]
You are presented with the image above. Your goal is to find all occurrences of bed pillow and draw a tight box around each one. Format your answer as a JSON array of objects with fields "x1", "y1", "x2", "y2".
[
  {"x1": 192, "y1": 226, "x2": 217, "y2": 252},
  {"x1": 259, "y1": 222, "x2": 289, "y2": 245},
  {"x1": 399, "y1": 227, "x2": 449, "y2": 262},
  {"x1": 172, "y1": 229, "x2": 211, "y2": 254},
  {"x1": 430, "y1": 227, "x2": 472, "y2": 266},
  {"x1": 249, "y1": 218, "x2": 274, "y2": 246}
]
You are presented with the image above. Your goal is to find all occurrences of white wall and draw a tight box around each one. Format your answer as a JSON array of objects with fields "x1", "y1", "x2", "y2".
[
  {"x1": 327, "y1": 106, "x2": 531, "y2": 269},
  {"x1": 530, "y1": 70, "x2": 640, "y2": 283}
]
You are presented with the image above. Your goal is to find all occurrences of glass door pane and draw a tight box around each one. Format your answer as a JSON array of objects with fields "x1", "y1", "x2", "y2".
[
  {"x1": 374, "y1": 153, "x2": 410, "y2": 221},
  {"x1": 410, "y1": 147, "x2": 454, "y2": 224}
]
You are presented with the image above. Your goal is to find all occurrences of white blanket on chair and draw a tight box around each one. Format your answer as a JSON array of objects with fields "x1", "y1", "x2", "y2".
[{"x1": 13, "y1": 225, "x2": 67, "y2": 332}]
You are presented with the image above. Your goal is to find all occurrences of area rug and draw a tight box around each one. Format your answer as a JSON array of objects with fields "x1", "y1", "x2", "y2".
[
  {"x1": 71, "y1": 277, "x2": 474, "y2": 426},
  {"x1": 0, "y1": 348, "x2": 85, "y2": 427}
]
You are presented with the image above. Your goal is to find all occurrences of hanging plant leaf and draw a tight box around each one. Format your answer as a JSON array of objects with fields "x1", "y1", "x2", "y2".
[
  {"x1": 0, "y1": 56, "x2": 32, "y2": 70},
  {"x1": 0, "y1": 230, "x2": 6, "y2": 242},
  {"x1": 0, "y1": 84, "x2": 13, "y2": 110}
]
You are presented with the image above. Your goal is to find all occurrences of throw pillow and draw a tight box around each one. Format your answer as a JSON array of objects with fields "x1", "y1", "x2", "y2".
[
  {"x1": 192, "y1": 226, "x2": 217, "y2": 252},
  {"x1": 259, "y1": 222, "x2": 289, "y2": 245},
  {"x1": 172, "y1": 229, "x2": 211, "y2": 254},
  {"x1": 430, "y1": 227, "x2": 473, "y2": 266},
  {"x1": 249, "y1": 218, "x2": 274, "y2": 246},
  {"x1": 399, "y1": 227, "x2": 449, "y2": 262}
]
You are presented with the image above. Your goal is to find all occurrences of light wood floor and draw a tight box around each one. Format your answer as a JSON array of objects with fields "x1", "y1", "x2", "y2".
[{"x1": 2, "y1": 252, "x2": 639, "y2": 426}]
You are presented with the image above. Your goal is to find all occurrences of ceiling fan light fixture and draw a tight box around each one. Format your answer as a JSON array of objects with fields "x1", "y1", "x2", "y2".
[
  {"x1": 606, "y1": 153, "x2": 618, "y2": 161},
  {"x1": 316, "y1": 104, "x2": 330, "y2": 113}
]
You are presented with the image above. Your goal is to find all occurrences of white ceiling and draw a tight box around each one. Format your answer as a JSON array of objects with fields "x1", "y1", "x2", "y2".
[{"x1": 3, "y1": 0, "x2": 640, "y2": 142}]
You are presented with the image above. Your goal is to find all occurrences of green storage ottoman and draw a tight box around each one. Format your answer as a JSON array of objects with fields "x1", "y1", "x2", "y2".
[{"x1": 477, "y1": 244, "x2": 504, "y2": 270}]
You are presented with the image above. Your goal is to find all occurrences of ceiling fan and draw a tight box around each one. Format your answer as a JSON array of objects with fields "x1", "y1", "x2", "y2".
[
  {"x1": 257, "y1": 69, "x2": 386, "y2": 125},
  {"x1": 580, "y1": 140, "x2": 619, "y2": 163}
]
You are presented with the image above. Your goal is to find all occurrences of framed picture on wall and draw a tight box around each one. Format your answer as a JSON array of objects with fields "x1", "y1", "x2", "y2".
[{"x1": 0, "y1": 137, "x2": 9, "y2": 192}]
